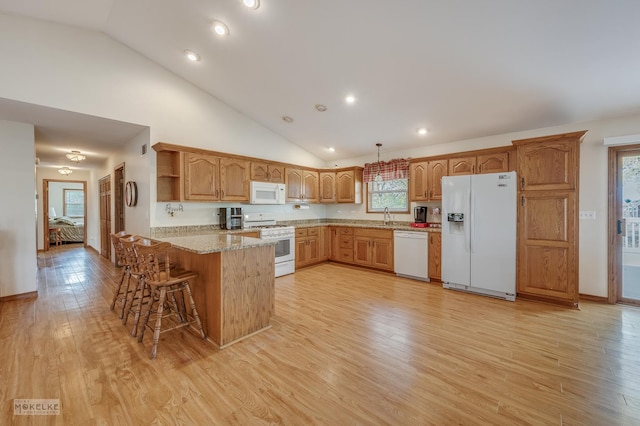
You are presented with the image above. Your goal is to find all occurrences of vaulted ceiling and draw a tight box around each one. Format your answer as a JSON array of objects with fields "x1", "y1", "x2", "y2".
[{"x1": 2, "y1": 0, "x2": 640, "y2": 165}]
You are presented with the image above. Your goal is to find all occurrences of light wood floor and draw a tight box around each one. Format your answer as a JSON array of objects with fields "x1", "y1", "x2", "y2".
[{"x1": 2, "y1": 247, "x2": 640, "y2": 425}]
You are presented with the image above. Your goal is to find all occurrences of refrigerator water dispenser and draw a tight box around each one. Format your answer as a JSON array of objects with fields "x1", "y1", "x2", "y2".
[{"x1": 447, "y1": 213, "x2": 465, "y2": 234}]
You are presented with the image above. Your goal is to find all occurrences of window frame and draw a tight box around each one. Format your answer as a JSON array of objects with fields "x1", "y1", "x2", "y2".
[
  {"x1": 366, "y1": 178, "x2": 409, "y2": 213},
  {"x1": 63, "y1": 188, "x2": 85, "y2": 218}
]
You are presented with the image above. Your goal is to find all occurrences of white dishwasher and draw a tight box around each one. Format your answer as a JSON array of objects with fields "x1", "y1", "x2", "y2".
[{"x1": 393, "y1": 230, "x2": 429, "y2": 281}]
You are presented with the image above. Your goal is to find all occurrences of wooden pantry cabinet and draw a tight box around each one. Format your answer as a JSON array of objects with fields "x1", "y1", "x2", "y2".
[
  {"x1": 184, "y1": 153, "x2": 250, "y2": 202},
  {"x1": 512, "y1": 130, "x2": 585, "y2": 307}
]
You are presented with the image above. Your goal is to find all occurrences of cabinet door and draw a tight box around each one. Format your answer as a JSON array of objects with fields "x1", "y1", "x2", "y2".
[
  {"x1": 428, "y1": 233, "x2": 442, "y2": 281},
  {"x1": 320, "y1": 172, "x2": 336, "y2": 203},
  {"x1": 427, "y1": 159, "x2": 447, "y2": 201},
  {"x1": 250, "y1": 162, "x2": 270, "y2": 182},
  {"x1": 320, "y1": 227, "x2": 331, "y2": 261},
  {"x1": 517, "y1": 142, "x2": 577, "y2": 191},
  {"x1": 184, "y1": 153, "x2": 220, "y2": 201},
  {"x1": 268, "y1": 165, "x2": 285, "y2": 183},
  {"x1": 371, "y1": 238, "x2": 394, "y2": 271},
  {"x1": 295, "y1": 237, "x2": 308, "y2": 268},
  {"x1": 285, "y1": 168, "x2": 304, "y2": 201},
  {"x1": 303, "y1": 170, "x2": 319, "y2": 202},
  {"x1": 330, "y1": 228, "x2": 340, "y2": 261},
  {"x1": 219, "y1": 158, "x2": 249, "y2": 201},
  {"x1": 409, "y1": 161, "x2": 429, "y2": 201},
  {"x1": 307, "y1": 235, "x2": 320, "y2": 264},
  {"x1": 448, "y1": 156, "x2": 476, "y2": 176},
  {"x1": 335, "y1": 170, "x2": 353, "y2": 202},
  {"x1": 517, "y1": 191, "x2": 577, "y2": 306},
  {"x1": 353, "y1": 237, "x2": 371, "y2": 266},
  {"x1": 477, "y1": 152, "x2": 509, "y2": 174}
]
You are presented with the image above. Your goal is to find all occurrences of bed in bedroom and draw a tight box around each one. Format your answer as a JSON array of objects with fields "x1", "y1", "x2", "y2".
[{"x1": 49, "y1": 216, "x2": 84, "y2": 243}]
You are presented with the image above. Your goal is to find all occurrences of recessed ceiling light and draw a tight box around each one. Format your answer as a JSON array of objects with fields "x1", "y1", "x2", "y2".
[
  {"x1": 417, "y1": 127, "x2": 428, "y2": 136},
  {"x1": 282, "y1": 116, "x2": 293, "y2": 123},
  {"x1": 345, "y1": 95, "x2": 356, "y2": 104},
  {"x1": 211, "y1": 20, "x2": 230, "y2": 36},
  {"x1": 315, "y1": 104, "x2": 327, "y2": 112},
  {"x1": 241, "y1": 0, "x2": 260, "y2": 9},
  {"x1": 328, "y1": 147, "x2": 335, "y2": 152},
  {"x1": 184, "y1": 50, "x2": 201, "y2": 62}
]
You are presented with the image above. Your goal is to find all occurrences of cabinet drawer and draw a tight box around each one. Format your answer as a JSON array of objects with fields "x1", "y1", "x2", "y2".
[
  {"x1": 339, "y1": 236, "x2": 353, "y2": 248},
  {"x1": 307, "y1": 227, "x2": 320, "y2": 236},
  {"x1": 295, "y1": 229, "x2": 308, "y2": 238},
  {"x1": 338, "y1": 228, "x2": 354, "y2": 235},
  {"x1": 338, "y1": 248, "x2": 354, "y2": 262}
]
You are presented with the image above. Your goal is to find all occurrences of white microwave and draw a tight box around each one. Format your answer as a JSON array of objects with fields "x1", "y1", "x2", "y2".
[{"x1": 250, "y1": 181, "x2": 286, "y2": 204}]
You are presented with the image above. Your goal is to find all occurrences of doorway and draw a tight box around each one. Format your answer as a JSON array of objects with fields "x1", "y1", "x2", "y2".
[
  {"x1": 43, "y1": 179, "x2": 87, "y2": 250},
  {"x1": 609, "y1": 144, "x2": 640, "y2": 305},
  {"x1": 99, "y1": 175, "x2": 111, "y2": 259}
]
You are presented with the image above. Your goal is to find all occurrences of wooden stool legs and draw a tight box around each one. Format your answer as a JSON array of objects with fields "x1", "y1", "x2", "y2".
[
  {"x1": 109, "y1": 265, "x2": 132, "y2": 319},
  {"x1": 137, "y1": 279, "x2": 205, "y2": 359}
]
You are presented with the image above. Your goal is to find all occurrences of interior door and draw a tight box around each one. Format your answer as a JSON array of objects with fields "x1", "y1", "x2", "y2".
[
  {"x1": 99, "y1": 175, "x2": 111, "y2": 259},
  {"x1": 610, "y1": 145, "x2": 640, "y2": 305}
]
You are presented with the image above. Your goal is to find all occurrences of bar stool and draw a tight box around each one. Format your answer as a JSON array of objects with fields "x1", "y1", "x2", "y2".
[
  {"x1": 120, "y1": 235, "x2": 149, "y2": 337},
  {"x1": 109, "y1": 231, "x2": 132, "y2": 319},
  {"x1": 133, "y1": 240, "x2": 205, "y2": 359}
]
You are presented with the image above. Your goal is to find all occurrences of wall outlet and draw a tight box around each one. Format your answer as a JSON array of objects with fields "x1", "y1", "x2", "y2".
[{"x1": 579, "y1": 211, "x2": 596, "y2": 220}]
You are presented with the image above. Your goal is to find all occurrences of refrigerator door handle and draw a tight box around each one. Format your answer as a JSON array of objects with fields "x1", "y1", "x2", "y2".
[
  {"x1": 464, "y1": 188, "x2": 471, "y2": 253},
  {"x1": 470, "y1": 189, "x2": 475, "y2": 254}
]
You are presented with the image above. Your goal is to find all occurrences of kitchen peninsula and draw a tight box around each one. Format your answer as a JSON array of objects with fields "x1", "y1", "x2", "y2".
[{"x1": 155, "y1": 233, "x2": 275, "y2": 349}]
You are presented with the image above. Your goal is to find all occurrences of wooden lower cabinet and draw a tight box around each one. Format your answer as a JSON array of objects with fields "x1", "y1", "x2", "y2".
[
  {"x1": 353, "y1": 229, "x2": 394, "y2": 271},
  {"x1": 295, "y1": 227, "x2": 321, "y2": 269},
  {"x1": 320, "y1": 227, "x2": 331, "y2": 261},
  {"x1": 428, "y1": 232, "x2": 441, "y2": 281}
]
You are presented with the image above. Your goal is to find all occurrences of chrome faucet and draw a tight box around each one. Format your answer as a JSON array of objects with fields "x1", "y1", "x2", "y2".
[{"x1": 383, "y1": 207, "x2": 391, "y2": 226}]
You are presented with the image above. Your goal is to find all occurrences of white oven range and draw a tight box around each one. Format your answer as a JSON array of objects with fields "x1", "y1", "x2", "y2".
[{"x1": 243, "y1": 213, "x2": 295, "y2": 277}]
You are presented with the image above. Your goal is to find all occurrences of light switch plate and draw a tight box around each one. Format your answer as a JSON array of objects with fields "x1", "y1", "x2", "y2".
[{"x1": 579, "y1": 211, "x2": 596, "y2": 220}]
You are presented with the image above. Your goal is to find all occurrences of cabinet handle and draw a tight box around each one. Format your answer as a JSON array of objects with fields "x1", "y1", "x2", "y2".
[
  {"x1": 472, "y1": 164, "x2": 475, "y2": 173},
  {"x1": 521, "y1": 196, "x2": 525, "y2": 206},
  {"x1": 521, "y1": 178, "x2": 525, "y2": 189},
  {"x1": 478, "y1": 164, "x2": 482, "y2": 173},
  {"x1": 221, "y1": 190, "x2": 225, "y2": 199},
  {"x1": 424, "y1": 191, "x2": 427, "y2": 198},
  {"x1": 429, "y1": 190, "x2": 432, "y2": 198}
]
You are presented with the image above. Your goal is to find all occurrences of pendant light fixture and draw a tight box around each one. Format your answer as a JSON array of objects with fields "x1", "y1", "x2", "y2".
[
  {"x1": 374, "y1": 143, "x2": 383, "y2": 184},
  {"x1": 65, "y1": 150, "x2": 86, "y2": 163}
]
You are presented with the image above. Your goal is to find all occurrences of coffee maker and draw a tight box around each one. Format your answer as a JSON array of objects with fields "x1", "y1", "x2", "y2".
[
  {"x1": 219, "y1": 207, "x2": 243, "y2": 230},
  {"x1": 414, "y1": 206, "x2": 428, "y2": 223}
]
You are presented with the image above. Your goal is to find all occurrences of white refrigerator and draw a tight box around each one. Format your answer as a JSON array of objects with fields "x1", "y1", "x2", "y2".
[{"x1": 441, "y1": 171, "x2": 517, "y2": 301}]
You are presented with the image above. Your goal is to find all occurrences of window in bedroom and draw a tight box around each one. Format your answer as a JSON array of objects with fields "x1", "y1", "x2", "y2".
[{"x1": 63, "y1": 189, "x2": 84, "y2": 217}]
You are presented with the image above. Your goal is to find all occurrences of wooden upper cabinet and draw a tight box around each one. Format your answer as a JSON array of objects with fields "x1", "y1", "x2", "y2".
[
  {"x1": 219, "y1": 158, "x2": 250, "y2": 201},
  {"x1": 303, "y1": 170, "x2": 319, "y2": 202},
  {"x1": 515, "y1": 137, "x2": 581, "y2": 191},
  {"x1": 184, "y1": 153, "x2": 220, "y2": 201},
  {"x1": 448, "y1": 156, "x2": 476, "y2": 176},
  {"x1": 477, "y1": 152, "x2": 510, "y2": 174},
  {"x1": 427, "y1": 159, "x2": 447, "y2": 201},
  {"x1": 320, "y1": 172, "x2": 336, "y2": 203},
  {"x1": 286, "y1": 168, "x2": 319, "y2": 202},
  {"x1": 336, "y1": 168, "x2": 363, "y2": 203},
  {"x1": 250, "y1": 161, "x2": 285, "y2": 183},
  {"x1": 156, "y1": 150, "x2": 182, "y2": 201},
  {"x1": 409, "y1": 161, "x2": 429, "y2": 201}
]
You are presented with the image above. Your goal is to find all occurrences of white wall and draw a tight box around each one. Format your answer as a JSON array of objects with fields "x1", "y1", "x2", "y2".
[
  {"x1": 35, "y1": 168, "x2": 90, "y2": 251},
  {"x1": 0, "y1": 13, "x2": 325, "y2": 234},
  {"x1": 0, "y1": 120, "x2": 36, "y2": 297}
]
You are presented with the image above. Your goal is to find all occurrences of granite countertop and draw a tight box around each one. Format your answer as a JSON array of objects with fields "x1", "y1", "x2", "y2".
[
  {"x1": 155, "y1": 233, "x2": 275, "y2": 254},
  {"x1": 289, "y1": 221, "x2": 442, "y2": 232}
]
